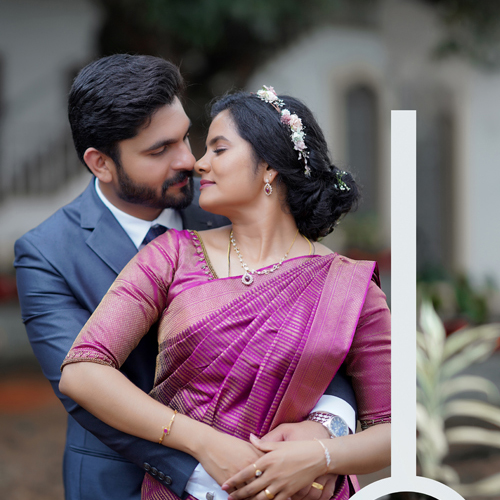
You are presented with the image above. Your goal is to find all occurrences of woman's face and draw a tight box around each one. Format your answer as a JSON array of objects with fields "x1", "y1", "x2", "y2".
[{"x1": 195, "y1": 110, "x2": 267, "y2": 216}]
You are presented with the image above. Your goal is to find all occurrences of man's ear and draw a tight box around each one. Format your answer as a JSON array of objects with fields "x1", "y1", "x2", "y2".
[{"x1": 83, "y1": 148, "x2": 115, "y2": 183}]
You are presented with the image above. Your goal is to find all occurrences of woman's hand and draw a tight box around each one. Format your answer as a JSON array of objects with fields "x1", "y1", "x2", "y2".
[
  {"x1": 222, "y1": 434, "x2": 326, "y2": 500},
  {"x1": 223, "y1": 424, "x2": 391, "y2": 500},
  {"x1": 261, "y1": 421, "x2": 337, "y2": 500},
  {"x1": 194, "y1": 429, "x2": 265, "y2": 486}
]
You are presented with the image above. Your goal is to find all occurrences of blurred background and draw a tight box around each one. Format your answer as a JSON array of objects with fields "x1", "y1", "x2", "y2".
[{"x1": 1, "y1": 0, "x2": 500, "y2": 498}]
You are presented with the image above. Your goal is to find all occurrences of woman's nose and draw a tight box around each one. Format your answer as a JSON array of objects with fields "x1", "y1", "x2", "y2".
[{"x1": 195, "y1": 152, "x2": 210, "y2": 174}]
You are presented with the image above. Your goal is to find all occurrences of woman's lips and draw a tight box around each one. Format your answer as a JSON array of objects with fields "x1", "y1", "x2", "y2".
[{"x1": 200, "y1": 180, "x2": 215, "y2": 189}]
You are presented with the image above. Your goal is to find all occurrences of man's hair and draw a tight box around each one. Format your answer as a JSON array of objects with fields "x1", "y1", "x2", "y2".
[{"x1": 68, "y1": 54, "x2": 185, "y2": 169}]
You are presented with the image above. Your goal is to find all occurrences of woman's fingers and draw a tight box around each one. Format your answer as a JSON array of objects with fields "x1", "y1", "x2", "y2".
[{"x1": 223, "y1": 463, "x2": 263, "y2": 494}]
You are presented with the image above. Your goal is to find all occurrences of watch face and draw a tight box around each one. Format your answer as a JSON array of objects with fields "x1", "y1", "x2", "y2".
[{"x1": 326, "y1": 415, "x2": 349, "y2": 437}]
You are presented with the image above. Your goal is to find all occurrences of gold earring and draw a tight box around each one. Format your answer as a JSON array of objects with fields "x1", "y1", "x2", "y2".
[{"x1": 264, "y1": 179, "x2": 273, "y2": 196}]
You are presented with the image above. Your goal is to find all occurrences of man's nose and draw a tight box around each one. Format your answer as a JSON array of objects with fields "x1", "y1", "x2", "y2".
[{"x1": 172, "y1": 143, "x2": 196, "y2": 171}]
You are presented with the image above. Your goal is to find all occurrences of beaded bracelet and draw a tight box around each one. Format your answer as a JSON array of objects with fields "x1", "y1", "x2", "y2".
[
  {"x1": 314, "y1": 438, "x2": 331, "y2": 471},
  {"x1": 158, "y1": 410, "x2": 178, "y2": 445}
]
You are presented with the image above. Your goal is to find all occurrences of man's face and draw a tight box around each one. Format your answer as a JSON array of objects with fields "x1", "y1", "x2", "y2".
[{"x1": 112, "y1": 97, "x2": 195, "y2": 211}]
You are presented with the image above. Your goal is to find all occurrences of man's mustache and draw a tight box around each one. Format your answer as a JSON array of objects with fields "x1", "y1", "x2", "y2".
[{"x1": 162, "y1": 170, "x2": 193, "y2": 189}]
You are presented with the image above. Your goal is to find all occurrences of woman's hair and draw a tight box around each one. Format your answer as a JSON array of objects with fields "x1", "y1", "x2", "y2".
[{"x1": 210, "y1": 92, "x2": 359, "y2": 241}]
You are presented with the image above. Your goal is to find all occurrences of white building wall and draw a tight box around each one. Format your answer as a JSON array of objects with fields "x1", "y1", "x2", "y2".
[
  {"x1": 464, "y1": 72, "x2": 500, "y2": 285},
  {"x1": 247, "y1": 27, "x2": 391, "y2": 246},
  {"x1": 0, "y1": 0, "x2": 102, "y2": 187},
  {"x1": 247, "y1": 0, "x2": 500, "y2": 287}
]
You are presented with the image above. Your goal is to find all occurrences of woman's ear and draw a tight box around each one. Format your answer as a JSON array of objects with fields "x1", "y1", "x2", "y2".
[
  {"x1": 83, "y1": 148, "x2": 115, "y2": 183},
  {"x1": 263, "y1": 164, "x2": 278, "y2": 184}
]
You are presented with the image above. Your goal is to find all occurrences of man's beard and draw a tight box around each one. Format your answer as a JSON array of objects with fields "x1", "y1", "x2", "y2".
[{"x1": 115, "y1": 166, "x2": 194, "y2": 210}]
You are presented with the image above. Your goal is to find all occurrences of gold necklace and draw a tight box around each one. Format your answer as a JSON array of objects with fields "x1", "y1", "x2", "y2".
[{"x1": 229, "y1": 229, "x2": 301, "y2": 286}]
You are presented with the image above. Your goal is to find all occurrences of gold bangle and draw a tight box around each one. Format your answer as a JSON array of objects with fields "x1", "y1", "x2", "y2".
[{"x1": 158, "y1": 410, "x2": 178, "y2": 445}]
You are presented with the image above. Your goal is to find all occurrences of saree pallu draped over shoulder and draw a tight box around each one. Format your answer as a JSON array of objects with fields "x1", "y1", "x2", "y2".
[{"x1": 144, "y1": 254, "x2": 377, "y2": 499}]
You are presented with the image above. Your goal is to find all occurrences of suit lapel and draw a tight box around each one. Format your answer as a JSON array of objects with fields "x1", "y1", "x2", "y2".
[{"x1": 80, "y1": 179, "x2": 137, "y2": 275}]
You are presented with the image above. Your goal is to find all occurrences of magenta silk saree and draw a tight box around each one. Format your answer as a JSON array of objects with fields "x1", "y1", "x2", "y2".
[{"x1": 63, "y1": 229, "x2": 391, "y2": 500}]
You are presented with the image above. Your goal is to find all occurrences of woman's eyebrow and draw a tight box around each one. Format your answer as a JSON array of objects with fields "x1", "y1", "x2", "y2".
[{"x1": 207, "y1": 135, "x2": 230, "y2": 146}]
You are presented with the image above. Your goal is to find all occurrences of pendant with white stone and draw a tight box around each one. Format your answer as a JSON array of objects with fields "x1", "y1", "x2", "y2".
[{"x1": 242, "y1": 271, "x2": 254, "y2": 286}]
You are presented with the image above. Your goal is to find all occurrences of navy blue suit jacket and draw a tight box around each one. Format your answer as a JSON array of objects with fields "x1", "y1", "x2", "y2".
[{"x1": 14, "y1": 177, "x2": 356, "y2": 500}]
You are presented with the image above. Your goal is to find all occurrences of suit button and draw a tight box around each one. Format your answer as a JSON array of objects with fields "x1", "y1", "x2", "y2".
[
  {"x1": 144, "y1": 463, "x2": 152, "y2": 472},
  {"x1": 151, "y1": 467, "x2": 158, "y2": 476},
  {"x1": 164, "y1": 476, "x2": 172, "y2": 485},
  {"x1": 158, "y1": 472, "x2": 166, "y2": 481}
]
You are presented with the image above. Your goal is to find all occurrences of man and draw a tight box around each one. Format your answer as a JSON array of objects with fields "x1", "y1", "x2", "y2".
[{"x1": 14, "y1": 55, "x2": 356, "y2": 500}]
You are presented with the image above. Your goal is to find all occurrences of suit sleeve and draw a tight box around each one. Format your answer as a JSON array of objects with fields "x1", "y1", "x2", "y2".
[
  {"x1": 321, "y1": 365, "x2": 357, "y2": 415},
  {"x1": 14, "y1": 236, "x2": 198, "y2": 496}
]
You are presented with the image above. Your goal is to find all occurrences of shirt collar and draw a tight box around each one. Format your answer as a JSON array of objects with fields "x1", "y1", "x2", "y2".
[{"x1": 95, "y1": 178, "x2": 183, "y2": 249}]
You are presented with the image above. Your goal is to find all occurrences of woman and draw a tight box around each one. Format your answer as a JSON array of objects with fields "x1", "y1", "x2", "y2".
[{"x1": 60, "y1": 86, "x2": 391, "y2": 500}]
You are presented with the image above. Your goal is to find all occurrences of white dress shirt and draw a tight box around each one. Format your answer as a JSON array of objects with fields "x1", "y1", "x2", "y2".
[
  {"x1": 95, "y1": 179, "x2": 355, "y2": 500},
  {"x1": 95, "y1": 178, "x2": 183, "y2": 249}
]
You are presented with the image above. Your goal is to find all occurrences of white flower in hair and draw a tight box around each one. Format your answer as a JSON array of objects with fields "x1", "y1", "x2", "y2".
[{"x1": 257, "y1": 85, "x2": 280, "y2": 103}]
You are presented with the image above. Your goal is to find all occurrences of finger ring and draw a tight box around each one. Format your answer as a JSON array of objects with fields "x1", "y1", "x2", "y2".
[
  {"x1": 253, "y1": 464, "x2": 263, "y2": 477},
  {"x1": 264, "y1": 489, "x2": 275, "y2": 500},
  {"x1": 311, "y1": 482, "x2": 324, "y2": 491}
]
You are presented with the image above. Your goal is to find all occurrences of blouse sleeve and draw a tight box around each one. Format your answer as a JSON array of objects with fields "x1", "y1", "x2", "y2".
[
  {"x1": 344, "y1": 280, "x2": 391, "y2": 429},
  {"x1": 61, "y1": 230, "x2": 180, "y2": 370}
]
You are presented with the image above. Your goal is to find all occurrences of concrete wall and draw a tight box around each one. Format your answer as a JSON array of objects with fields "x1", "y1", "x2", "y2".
[{"x1": 0, "y1": 0, "x2": 102, "y2": 187}]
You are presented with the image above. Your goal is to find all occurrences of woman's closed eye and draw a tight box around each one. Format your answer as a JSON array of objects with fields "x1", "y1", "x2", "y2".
[{"x1": 213, "y1": 148, "x2": 227, "y2": 154}]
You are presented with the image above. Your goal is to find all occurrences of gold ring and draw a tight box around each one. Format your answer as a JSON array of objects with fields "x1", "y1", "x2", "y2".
[
  {"x1": 311, "y1": 482, "x2": 324, "y2": 491},
  {"x1": 264, "y1": 489, "x2": 275, "y2": 500},
  {"x1": 252, "y1": 464, "x2": 263, "y2": 477}
]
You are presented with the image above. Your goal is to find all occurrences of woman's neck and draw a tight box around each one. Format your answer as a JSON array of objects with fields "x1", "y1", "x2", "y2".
[{"x1": 228, "y1": 213, "x2": 309, "y2": 272}]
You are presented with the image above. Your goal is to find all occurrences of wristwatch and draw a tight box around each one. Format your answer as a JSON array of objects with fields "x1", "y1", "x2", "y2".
[{"x1": 307, "y1": 411, "x2": 349, "y2": 438}]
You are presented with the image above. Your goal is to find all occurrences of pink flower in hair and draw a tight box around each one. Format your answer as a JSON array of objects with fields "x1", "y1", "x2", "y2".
[
  {"x1": 289, "y1": 114, "x2": 303, "y2": 132},
  {"x1": 294, "y1": 140, "x2": 306, "y2": 151},
  {"x1": 280, "y1": 109, "x2": 291, "y2": 125}
]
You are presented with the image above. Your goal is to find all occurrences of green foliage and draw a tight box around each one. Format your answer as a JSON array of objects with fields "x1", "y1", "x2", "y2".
[
  {"x1": 417, "y1": 273, "x2": 495, "y2": 326},
  {"x1": 417, "y1": 301, "x2": 500, "y2": 494},
  {"x1": 340, "y1": 211, "x2": 383, "y2": 252},
  {"x1": 423, "y1": 0, "x2": 500, "y2": 68},
  {"x1": 93, "y1": 0, "x2": 375, "y2": 155}
]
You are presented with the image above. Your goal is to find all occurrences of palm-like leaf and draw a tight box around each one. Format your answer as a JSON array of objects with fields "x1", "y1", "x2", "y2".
[{"x1": 417, "y1": 301, "x2": 500, "y2": 496}]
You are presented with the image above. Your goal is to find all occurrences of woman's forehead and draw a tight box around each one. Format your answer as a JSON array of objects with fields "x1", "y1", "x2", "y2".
[{"x1": 207, "y1": 110, "x2": 238, "y2": 139}]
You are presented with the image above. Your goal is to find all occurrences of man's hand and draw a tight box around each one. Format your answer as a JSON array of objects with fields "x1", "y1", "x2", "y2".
[
  {"x1": 261, "y1": 421, "x2": 337, "y2": 500},
  {"x1": 261, "y1": 420, "x2": 330, "y2": 442},
  {"x1": 197, "y1": 429, "x2": 264, "y2": 486}
]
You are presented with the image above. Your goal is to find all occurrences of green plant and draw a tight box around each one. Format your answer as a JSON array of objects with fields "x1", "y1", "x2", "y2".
[{"x1": 417, "y1": 301, "x2": 500, "y2": 496}]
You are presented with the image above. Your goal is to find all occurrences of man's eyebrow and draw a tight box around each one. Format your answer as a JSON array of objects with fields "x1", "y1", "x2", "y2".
[{"x1": 142, "y1": 122, "x2": 192, "y2": 153}]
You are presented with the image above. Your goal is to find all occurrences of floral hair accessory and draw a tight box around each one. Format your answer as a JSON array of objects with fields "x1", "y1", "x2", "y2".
[
  {"x1": 256, "y1": 85, "x2": 311, "y2": 177},
  {"x1": 334, "y1": 171, "x2": 351, "y2": 192}
]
